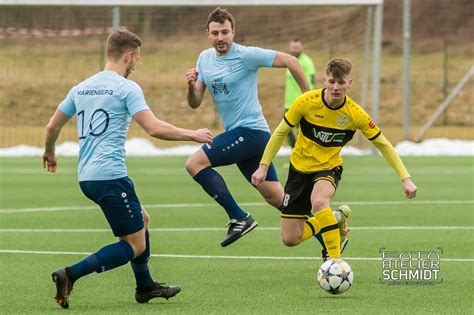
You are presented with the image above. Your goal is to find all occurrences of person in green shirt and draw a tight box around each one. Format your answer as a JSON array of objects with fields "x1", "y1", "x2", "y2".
[{"x1": 284, "y1": 39, "x2": 316, "y2": 147}]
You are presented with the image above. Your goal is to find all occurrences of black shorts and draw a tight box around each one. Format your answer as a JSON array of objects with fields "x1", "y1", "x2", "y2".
[{"x1": 280, "y1": 164, "x2": 343, "y2": 219}]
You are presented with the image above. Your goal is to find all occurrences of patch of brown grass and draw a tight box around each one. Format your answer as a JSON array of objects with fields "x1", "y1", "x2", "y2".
[{"x1": 0, "y1": 37, "x2": 472, "y2": 147}]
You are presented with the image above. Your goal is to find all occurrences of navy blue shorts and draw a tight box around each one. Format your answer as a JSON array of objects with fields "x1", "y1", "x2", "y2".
[
  {"x1": 79, "y1": 176, "x2": 144, "y2": 237},
  {"x1": 202, "y1": 126, "x2": 278, "y2": 183}
]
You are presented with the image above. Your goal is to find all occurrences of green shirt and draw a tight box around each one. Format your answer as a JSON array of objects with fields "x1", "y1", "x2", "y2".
[{"x1": 284, "y1": 53, "x2": 315, "y2": 109}]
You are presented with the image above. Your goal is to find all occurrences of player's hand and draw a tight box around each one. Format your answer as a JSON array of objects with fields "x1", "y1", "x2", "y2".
[
  {"x1": 43, "y1": 151, "x2": 57, "y2": 173},
  {"x1": 192, "y1": 128, "x2": 213, "y2": 144},
  {"x1": 186, "y1": 68, "x2": 199, "y2": 87},
  {"x1": 402, "y1": 178, "x2": 417, "y2": 199},
  {"x1": 251, "y1": 164, "x2": 269, "y2": 187}
]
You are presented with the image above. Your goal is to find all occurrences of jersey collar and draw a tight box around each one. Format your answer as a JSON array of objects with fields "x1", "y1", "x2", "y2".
[
  {"x1": 215, "y1": 42, "x2": 236, "y2": 58},
  {"x1": 322, "y1": 88, "x2": 346, "y2": 110}
]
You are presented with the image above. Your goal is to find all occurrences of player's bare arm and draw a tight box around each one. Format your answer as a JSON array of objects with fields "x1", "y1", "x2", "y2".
[
  {"x1": 133, "y1": 109, "x2": 213, "y2": 144},
  {"x1": 43, "y1": 108, "x2": 72, "y2": 173},
  {"x1": 186, "y1": 68, "x2": 206, "y2": 108},
  {"x1": 272, "y1": 52, "x2": 310, "y2": 93}
]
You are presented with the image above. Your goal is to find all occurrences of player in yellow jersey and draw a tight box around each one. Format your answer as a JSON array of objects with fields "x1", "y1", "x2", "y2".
[{"x1": 252, "y1": 58, "x2": 417, "y2": 260}]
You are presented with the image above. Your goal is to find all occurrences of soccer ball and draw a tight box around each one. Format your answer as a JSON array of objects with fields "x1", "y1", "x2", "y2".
[{"x1": 317, "y1": 258, "x2": 353, "y2": 295}]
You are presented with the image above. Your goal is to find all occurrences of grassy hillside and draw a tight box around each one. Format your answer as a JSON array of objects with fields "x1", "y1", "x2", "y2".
[{"x1": 0, "y1": 4, "x2": 472, "y2": 147}]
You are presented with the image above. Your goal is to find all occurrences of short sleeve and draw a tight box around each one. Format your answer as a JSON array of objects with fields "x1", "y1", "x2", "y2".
[
  {"x1": 125, "y1": 81, "x2": 150, "y2": 116},
  {"x1": 58, "y1": 87, "x2": 77, "y2": 116},
  {"x1": 284, "y1": 93, "x2": 306, "y2": 127},
  {"x1": 241, "y1": 46, "x2": 276, "y2": 70},
  {"x1": 196, "y1": 52, "x2": 204, "y2": 81},
  {"x1": 356, "y1": 106, "x2": 381, "y2": 140}
]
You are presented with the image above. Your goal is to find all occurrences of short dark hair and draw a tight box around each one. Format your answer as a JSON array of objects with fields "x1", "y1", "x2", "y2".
[
  {"x1": 291, "y1": 38, "x2": 302, "y2": 43},
  {"x1": 206, "y1": 7, "x2": 235, "y2": 30},
  {"x1": 106, "y1": 29, "x2": 142, "y2": 61},
  {"x1": 325, "y1": 58, "x2": 352, "y2": 79}
]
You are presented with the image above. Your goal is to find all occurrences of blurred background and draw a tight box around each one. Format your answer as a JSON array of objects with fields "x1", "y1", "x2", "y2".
[{"x1": 0, "y1": 0, "x2": 472, "y2": 148}]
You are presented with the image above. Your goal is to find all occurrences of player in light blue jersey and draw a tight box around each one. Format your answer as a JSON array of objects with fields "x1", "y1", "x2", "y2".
[
  {"x1": 185, "y1": 8, "x2": 310, "y2": 247},
  {"x1": 43, "y1": 30, "x2": 213, "y2": 309}
]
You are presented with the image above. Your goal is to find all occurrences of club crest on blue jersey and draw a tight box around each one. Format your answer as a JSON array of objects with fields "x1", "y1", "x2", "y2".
[
  {"x1": 211, "y1": 78, "x2": 230, "y2": 96},
  {"x1": 226, "y1": 62, "x2": 236, "y2": 72}
]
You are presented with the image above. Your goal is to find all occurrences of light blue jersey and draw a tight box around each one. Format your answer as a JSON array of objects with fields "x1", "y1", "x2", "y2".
[
  {"x1": 196, "y1": 43, "x2": 276, "y2": 132},
  {"x1": 59, "y1": 71, "x2": 149, "y2": 181}
]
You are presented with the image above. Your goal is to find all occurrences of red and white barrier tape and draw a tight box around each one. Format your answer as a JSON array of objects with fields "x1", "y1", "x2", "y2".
[{"x1": 0, "y1": 26, "x2": 116, "y2": 39}]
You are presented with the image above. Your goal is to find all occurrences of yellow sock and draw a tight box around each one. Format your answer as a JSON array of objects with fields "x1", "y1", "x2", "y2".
[
  {"x1": 314, "y1": 208, "x2": 341, "y2": 258},
  {"x1": 300, "y1": 217, "x2": 318, "y2": 243}
]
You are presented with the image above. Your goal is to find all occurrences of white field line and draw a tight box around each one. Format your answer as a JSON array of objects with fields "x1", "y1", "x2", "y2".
[
  {"x1": 0, "y1": 249, "x2": 472, "y2": 262},
  {"x1": 0, "y1": 226, "x2": 472, "y2": 233},
  {"x1": 1, "y1": 167, "x2": 473, "y2": 175},
  {"x1": 1, "y1": 200, "x2": 473, "y2": 214}
]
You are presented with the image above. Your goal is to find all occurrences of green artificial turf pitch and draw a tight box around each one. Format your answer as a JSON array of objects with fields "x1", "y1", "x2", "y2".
[{"x1": 0, "y1": 156, "x2": 473, "y2": 314}]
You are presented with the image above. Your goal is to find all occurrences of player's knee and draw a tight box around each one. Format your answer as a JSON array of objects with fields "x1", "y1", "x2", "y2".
[
  {"x1": 142, "y1": 210, "x2": 150, "y2": 228},
  {"x1": 123, "y1": 231, "x2": 147, "y2": 257},
  {"x1": 312, "y1": 198, "x2": 330, "y2": 212},
  {"x1": 281, "y1": 233, "x2": 300, "y2": 247},
  {"x1": 185, "y1": 156, "x2": 194, "y2": 174},
  {"x1": 264, "y1": 195, "x2": 281, "y2": 208},
  {"x1": 129, "y1": 238, "x2": 146, "y2": 257},
  {"x1": 258, "y1": 183, "x2": 284, "y2": 209},
  {"x1": 267, "y1": 189, "x2": 284, "y2": 208},
  {"x1": 185, "y1": 154, "x2": 202, "y2": 176}
]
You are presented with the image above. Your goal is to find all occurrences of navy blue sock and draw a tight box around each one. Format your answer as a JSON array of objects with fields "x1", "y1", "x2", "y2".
[
  {"x1": 314, "y1": 232, "x2": 326, "y2": 249},
  {"x1": 193, "y1": 168, "x2": 247, "y2": 220},
  {"x1": 131, "y1": 230, "x2": 155, "y2": 290},
  {"x1": 67, "y1": 240, "x2": 134, "y2": 283}
]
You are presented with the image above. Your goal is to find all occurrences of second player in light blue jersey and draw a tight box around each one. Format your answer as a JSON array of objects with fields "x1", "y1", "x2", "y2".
[
  {"x1": 195, "y1": 43, "x2": 274, "y2": 132},
  {"x1": 43, "y1": 30, "x2": 213, "y2": 309},
  {"x1": 185, "y1": 7, "x2": 310, "y2": 247}
]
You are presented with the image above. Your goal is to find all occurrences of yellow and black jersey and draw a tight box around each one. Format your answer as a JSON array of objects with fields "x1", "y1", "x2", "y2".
[{"x1": 284, "y1": 88, "x2": 381, "y2": 173}]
